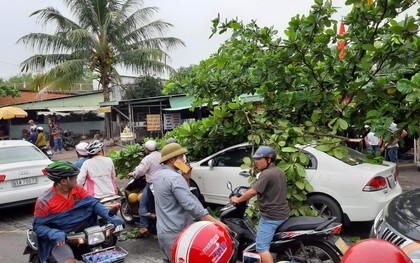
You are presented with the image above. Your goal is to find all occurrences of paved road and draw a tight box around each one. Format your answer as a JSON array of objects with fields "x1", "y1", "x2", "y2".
[{"x1": 1, "y1": 145, "x2": 418, "y2": 262}]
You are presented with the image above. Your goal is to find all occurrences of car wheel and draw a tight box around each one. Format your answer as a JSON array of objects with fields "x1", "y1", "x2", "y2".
[
  {"x1": 190, "y1": 180, "x2": 206, "y2": 207},
  {"x1": 306, "y1": 195, "x2": 342, "y2": 223}
]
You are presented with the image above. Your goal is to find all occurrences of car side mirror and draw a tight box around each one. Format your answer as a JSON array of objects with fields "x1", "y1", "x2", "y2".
[{"x1": 208, "y1": 159, "x2": 214, "y2": 168}]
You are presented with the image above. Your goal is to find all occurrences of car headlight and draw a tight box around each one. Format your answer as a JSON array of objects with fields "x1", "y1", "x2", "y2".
[
  {"x1": 402, "y1": 243, "x2": 420, "y2": 261},
  {"x1": 371, "y1": 209, "x2": 384, "y2": 236},
  {"x1": 84, "y1": 226, "x2": 105, "y2": 245}
]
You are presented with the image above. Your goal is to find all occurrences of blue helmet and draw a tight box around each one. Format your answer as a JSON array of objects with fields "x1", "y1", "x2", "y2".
[{"x1": 253, "y1": 146, "x2": 276, "y2": 161}]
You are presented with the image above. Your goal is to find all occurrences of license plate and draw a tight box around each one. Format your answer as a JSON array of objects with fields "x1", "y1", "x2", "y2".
[
  {"x1": 387, "y1": 175, "x2": 396, "y2": 189},
  {"x1": 335, "y1": 237, "x2": 349, "y2": 254},
  {"x1": 12, "y1": 177, "x2": 38, "y2": 187}
]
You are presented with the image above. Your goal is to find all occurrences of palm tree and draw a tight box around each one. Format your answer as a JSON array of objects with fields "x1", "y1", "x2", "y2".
[{"x1": 18, "y1": 0, "x2": 185, "y2": 138}]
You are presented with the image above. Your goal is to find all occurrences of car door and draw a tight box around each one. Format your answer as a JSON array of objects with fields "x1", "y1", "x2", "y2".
[
  {"x1": 304, "y1": 151, "x2": 318, "y2": 182},
  {"x1": 195, "y1": 146, "x2": 251, "y2": 204}
]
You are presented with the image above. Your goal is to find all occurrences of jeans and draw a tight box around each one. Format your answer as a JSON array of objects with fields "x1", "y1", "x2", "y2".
[
  {"x1": 256, "y1": 216, "x2": 288, "y2": 252},
  {"x1": 139, "y1": 183, "x2": 149, "y2": 228},
  {"x1": 368, "y1": 145, "x2": 380, "y2": 154},
  {"x1": 385, "y1": 147, "x2": 398, "y2": 163},
  {"x1": 54, "y1": 139, "x2": 62, "y2": 152}
]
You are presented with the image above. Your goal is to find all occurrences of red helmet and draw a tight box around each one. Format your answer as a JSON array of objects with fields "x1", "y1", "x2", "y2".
[
  {"x1": 342, "y1": 239, "x2": 411, "y2": 263},
  {"x1": 172, "y1": 221, "x2": 234, "y2": 263}
]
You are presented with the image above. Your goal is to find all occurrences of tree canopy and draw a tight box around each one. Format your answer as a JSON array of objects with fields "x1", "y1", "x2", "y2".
[
  {"x1": 122, "y1": 75, "x2": 164, "y2": 100},
  {"x1": 165, "y1": 0, "x2": 420, "y2": 217}
]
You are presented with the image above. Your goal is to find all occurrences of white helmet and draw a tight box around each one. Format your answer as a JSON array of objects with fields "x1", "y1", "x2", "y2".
[
  {"x1": 75, "y1": 142, "x2": 89, "y2": 156},
  {"x1": 37, "y1": 127, "x2": 44, "y2": 132},
  {"x1": 86, "y1": 140, "x2": 104, "y2": 155},
  {"x1": 144, "y1": 140, "x2": 158, "y2": 151}
]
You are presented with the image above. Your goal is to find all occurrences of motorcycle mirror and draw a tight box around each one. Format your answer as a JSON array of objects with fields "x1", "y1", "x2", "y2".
[{"x1": 226, "y1": 181, "x2": 233, "y2": 191}]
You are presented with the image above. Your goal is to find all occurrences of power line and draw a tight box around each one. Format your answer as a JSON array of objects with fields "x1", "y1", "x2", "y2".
[{"x1": 0, "y1": 60, "x2": 19, "y2": 66}]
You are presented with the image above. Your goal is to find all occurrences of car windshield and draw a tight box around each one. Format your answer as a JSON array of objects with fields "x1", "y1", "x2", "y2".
[
  {"x1": 0, "y1": 145, "x2": 48, "y2": 165},
  {"x1": 341, "y1": 147, "x2": 366, "y2": 165}
]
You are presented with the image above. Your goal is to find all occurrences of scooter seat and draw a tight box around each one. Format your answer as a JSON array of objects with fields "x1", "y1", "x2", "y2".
[{"x1": 277, "y1": 216, "x2": 330, "y2": 232}]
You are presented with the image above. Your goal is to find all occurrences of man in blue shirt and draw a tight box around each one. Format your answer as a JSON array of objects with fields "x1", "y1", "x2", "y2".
[{"x1": 153, "y1": 143, "x2": 228, "y2": 263}]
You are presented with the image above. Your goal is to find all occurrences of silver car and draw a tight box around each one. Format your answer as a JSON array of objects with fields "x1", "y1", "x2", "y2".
[
  {"x1": 370, "y1": 188, "x2": 420, "y2": 262},
  {"x1": 0, "y1": 140, "x2": 53, "y2": 208}
]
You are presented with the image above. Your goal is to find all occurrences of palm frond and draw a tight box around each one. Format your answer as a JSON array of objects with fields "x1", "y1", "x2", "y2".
[
  {"x1": 41, "y1": 59, "x2": 87, "y2": 88},
  {"x1": 125, "y1": 37, "x2": 186, "y2": 52},
  {"x1": 17, "y1": 33, "x2": 73, "y2": 53},
  {"x1": 118, "y1": 49, "x2": 174, "y2": 75},
  {"x1": 63, "y1": 0, "x2": 100, "y2": 33},
  {"x1": 121, "y1": 20, "x2": 175, "y2": 44},
  {"x1": 20, "y1": 54, "x2": 84, "y2": 72},
  {"x1": 113, "y1": 6, "x2": 160, "y2": 36},
  {"x1": 66, "y1": 29, "x2": 97, "y2": 48},
  {"x1": 30, "y1": 7, "x2": 80, "y2": 32}
]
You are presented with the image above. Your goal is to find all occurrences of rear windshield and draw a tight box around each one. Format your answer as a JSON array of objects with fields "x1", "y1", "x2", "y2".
[
  {"x1": 341, "y1": 147, "x2": 366, "y2": 165},
  {"x1": 0, "y1": 145, "x2": 48, "y2": 165}
]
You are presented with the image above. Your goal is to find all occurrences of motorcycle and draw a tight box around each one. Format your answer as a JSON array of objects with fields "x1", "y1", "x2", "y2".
[
  {"x1": 221, "y1": 182, "x2": 346, "y2": 263},
  {"x1": 62, "y1": 130, "x2": 80, "y2": 151},
  {"x1": 98, "y1": 194, "x2": 122, "y2": 247},
  {"x1": 39, "y1": 145, "x2": 52, "y2": 159},
  {"x1": 24, "y1": 223, "x2": 125, "y2": 263},
  {"x1": 120, "y1": 175, "x2": 206, "y2": 225}
]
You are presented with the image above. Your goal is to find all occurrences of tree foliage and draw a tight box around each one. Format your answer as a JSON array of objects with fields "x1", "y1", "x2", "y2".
[
  {"x1": 0, "y1": 85, "x2": 21, "y2": 98},
  {"x1": 165, "y1": 0, "x2": 420, "y2": 216},
  {"x1": 19, "y1": 0, "x2": 185, "y2": 137},
  {"x1": 122, "y1": 75, "x2": 164, "y2": 100}
]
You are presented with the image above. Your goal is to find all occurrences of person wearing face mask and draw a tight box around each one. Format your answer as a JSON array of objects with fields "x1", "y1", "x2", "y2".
[
  {"x1": 230, "y1": 146, "x2": 290, "y2": 263},
  {"x1": 152, "y1": 143, "x2": 229, "y2": 263}
]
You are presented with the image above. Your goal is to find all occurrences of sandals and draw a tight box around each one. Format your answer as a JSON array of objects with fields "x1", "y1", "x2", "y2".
[{"x1": 136, "y1": 228, "x2": 149, "y2": 239}]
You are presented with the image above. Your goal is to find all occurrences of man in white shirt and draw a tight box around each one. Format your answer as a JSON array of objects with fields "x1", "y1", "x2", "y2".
[
  {"x1": 364, "y1": 131, "x2": 382, "y2": 154},
  {"x1": 128, "y1": 140, "x2": 161, "y2": 237}
]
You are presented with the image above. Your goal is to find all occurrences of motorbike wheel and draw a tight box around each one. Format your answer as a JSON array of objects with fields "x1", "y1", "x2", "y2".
[
  {"x1": 277, "y1": 241, "x2": 341, "y2": 263},
  {"x1": 62, "y1": 139, "x2": 70, "y2": 151},
  {"x1": 72, "y1": 138, "x2": 80, "y2": 147},
  {"x1": 29, "y1": 253, "x2": 40, "y2": 263},
  {"x1": 102, "y1": 234, "x2": 118, "y2": 248},
  {"x1": 120, "y1": 199, "x2": 135, "y2": 224},
  {"x1": 306, "y1": 195, "x2": 342, "y2": 223}
]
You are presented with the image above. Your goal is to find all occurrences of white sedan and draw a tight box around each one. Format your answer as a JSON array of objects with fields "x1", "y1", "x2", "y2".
[
  {"x1": 0, "y1": 140, "x2": 53, "y2": 208},
  {"x1": 190, "y1": 143, "x2": 402, "y2": 224}
]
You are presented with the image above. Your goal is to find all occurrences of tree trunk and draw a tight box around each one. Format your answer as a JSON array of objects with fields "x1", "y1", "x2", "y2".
[{"x1": 102, "y1": 77, "x2": 111, "y2": 140}]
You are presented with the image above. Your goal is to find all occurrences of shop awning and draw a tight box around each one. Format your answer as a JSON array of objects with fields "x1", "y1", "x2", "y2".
[
  {"x1": 48, "y1": 106, "x2": 98, "y2": 113},
  {"x1": 162, "y1": 96, "x2": 195, "y2": 111},
  {"x1": 37, "y1": 111, "x2": 70, "y2": 116}
]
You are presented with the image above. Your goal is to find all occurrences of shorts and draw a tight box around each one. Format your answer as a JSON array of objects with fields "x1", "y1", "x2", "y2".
[
  {"x1": 256, "y1": 216, "x2": 288, "y2": 252},
  {"x1": 49, "y1": 244, "x2": 75, "y2": 263}
]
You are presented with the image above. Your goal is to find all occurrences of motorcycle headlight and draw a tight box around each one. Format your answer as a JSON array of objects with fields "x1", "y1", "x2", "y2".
[
  {"x1": 84, "y1": 226, "x2": 105, "y2": 245},
  {"x1": 238, "y1": 188, "x2": 248, "y2": 196}
]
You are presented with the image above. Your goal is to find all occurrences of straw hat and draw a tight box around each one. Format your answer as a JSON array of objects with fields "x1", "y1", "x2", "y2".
[{"x1": 160, "y1": 143, "x2": 187, "y2": 163}]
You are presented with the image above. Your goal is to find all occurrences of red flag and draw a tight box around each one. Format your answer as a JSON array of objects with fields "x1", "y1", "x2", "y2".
[{"x1": 338, "y1": 20, "x2": 345, "y2": 60}]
